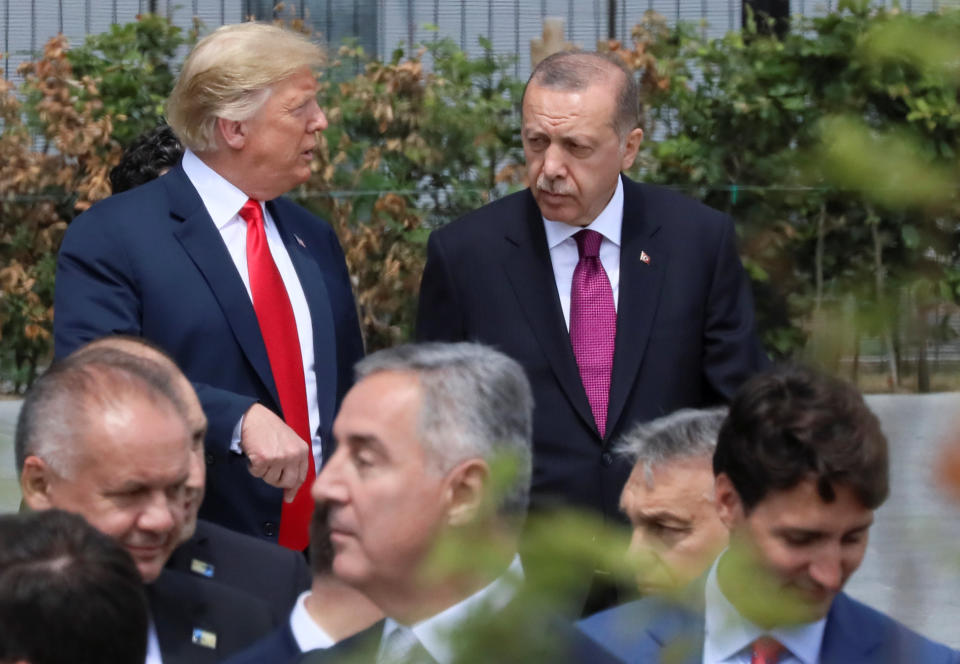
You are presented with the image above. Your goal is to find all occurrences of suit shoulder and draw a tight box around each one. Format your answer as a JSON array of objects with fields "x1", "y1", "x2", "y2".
[
  {"x1": 271, "y1": 197, "x2": 336, "y2": 236},
  {"x1": 221, "y1": 623, "x2": 299, "y2": 664},
  {"x1": 627, "y1": 180, "x2": 731, "y2": 228},
  {"x1": 63, "y1": 178, "x2": 171, "y2": 237},
  {"x1": 431, "y1": 188, "x2": 533, "y2": 245},
  {"x1": 828, "y1": 594, "x2": 959, "y2": 662}
]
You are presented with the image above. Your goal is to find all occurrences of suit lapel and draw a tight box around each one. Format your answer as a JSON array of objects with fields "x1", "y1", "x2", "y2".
[
  {"x1": 820, "y1": 593, "x2": 881, "y2": 663},
  {"x1": 267, "y1": 200, "x2": 338, "y2": 438},
  {"x1": 166, "y1": 166, "x2": 279, "y2": 406},
  {"x1": 606, "y1": 177, "x2": 666, "y2": 438},
  {"x1": 501, "y1": 192, "x2": 597, "y2": 435},
  {"x1": 148, "y1": 572, "x2": 221, "y2": 664}
]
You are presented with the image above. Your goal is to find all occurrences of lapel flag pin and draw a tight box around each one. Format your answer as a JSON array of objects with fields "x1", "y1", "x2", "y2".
[
  {"x1": 295, "y1": 234, "x2": 307, "y2": 248},
  {"x1": 190, "y1": 558, "x2": 215, "y2": 578},
  {"x1": 192, "y1": 628, "x2": 218, "y2": 650},
  {"x1": 640, "y1": 250, "x2": 651, "y2": 265}
]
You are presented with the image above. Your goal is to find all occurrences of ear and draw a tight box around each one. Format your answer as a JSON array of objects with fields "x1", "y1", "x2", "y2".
[
  {"x1": 20, "y1": 456, "x2": 57, "y2": 510},
  {"x1": 714, "y1": 473, "x2": 744, "y2": 530},
  {"x1": 444, "y1": 459, "x2": 490, "y2": 528},
  {"x1": 619, "y1": 127, "x2": 644, "y2": 171},
  {"x1": 216, "y1": 116, "x2": 248, "y2": 151}
]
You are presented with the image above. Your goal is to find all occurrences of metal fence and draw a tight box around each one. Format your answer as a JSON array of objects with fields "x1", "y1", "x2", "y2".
[{"x1": 6, "y1": 0, "x2": 954, "y2": 89}]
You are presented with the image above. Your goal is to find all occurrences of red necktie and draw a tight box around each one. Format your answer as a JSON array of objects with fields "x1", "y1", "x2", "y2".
[
  {"x1": 240, "y1": 198, "x2": 315, "y2": 551},
  {"x1": 750, "y1": 636, "x2": 786, "y2": 664},
  {"x1": 569, "y1": 229, "x2": 616, "y2": 437}
]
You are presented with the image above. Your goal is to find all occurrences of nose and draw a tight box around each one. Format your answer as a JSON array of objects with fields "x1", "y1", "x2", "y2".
[
  {"x1": 809, "y1": 547, "x2": 844, "y2": 592},
  {"x1": 139, "y1": 490, "x2": 179, "y2": 536},
  {"x1": 541, "y1": 143, "x2": 566, "y2": 179},
  {"x1": 309, "y1": 104, "x2": 328, "y2": 133},
  {"x1": 311, "y1": 450, "x2": 347, "y2": 505}
]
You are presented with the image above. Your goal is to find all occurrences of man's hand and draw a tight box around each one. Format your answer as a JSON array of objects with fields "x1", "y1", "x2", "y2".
[{"x1": 240, "y1": 403, "x2": 309, "y2": 503}]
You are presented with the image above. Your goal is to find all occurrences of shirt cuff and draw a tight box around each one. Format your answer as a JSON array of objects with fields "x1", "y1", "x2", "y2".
[{"x1": 230, "y1": 414, "x2": 244, "y2": 455}]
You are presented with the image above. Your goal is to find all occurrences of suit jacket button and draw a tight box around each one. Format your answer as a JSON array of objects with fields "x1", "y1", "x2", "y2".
[
  {"x1": 601, "y1": 452, "x2": 613, "y2": 467},
  {"x1": 263, "y1": 521, "x2": 276, "y2": 537}
]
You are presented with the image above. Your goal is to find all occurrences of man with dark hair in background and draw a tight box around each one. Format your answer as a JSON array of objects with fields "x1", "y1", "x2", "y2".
[
  {"x1": 109, "y1": 123, "x2": 183, "y2": 194},
  {"x1": 580, "y1": 365, "x2": 960, "y2": 663},
  {"x1": 0, "y1": 509, "x2": 148, "y2": 664},
  {"x1": 224, "y1": 504, "x2": 382, "y2": 663}
]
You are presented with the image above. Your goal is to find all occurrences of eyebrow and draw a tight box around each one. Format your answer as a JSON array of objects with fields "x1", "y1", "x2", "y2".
[{"x1": 634, "y1": 509, "x2": 692, "y2": 525}]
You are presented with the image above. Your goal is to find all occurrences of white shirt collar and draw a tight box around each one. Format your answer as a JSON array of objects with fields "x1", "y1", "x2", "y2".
[
  {"x1": 289, "y1": 590, "x2": 335, "y2": 652},
  {"x1": 380, "y1": 554, "x2": 524, "y2": 664},
  {"x1": 704, "y1": 553, "x2": 826, "y2": 664},
  {"x1": 542, "y1": 176, "x2": 623, "y2": 250},
  {"x1": 181, "y1": 149, "x2": 252, "y2": 230}
]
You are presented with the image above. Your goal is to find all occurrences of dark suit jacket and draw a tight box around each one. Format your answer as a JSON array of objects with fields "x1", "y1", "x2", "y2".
[
  {"x1": 416, "y1": 176, "x2": 767, "y2": 520},
  {"x1": 54, "y1": 164, "x2": 364, "y2": 541},
  {"x1": 147, "y1": 569, "x2": 275, "y2": 664},
  {"x1": 577, "y1": 592, "x2": 960, "y2": 664},
  {"x1": 222, "y1": 619, "x2": 302, "y2": 664},
  {"x1": 166, "y1": 519, "x2": 310, "y2": 618}
]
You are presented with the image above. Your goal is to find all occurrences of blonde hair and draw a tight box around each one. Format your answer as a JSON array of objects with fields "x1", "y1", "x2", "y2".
[{"x1": 166, "y1": 22, "x2": 323, "y2": 152}]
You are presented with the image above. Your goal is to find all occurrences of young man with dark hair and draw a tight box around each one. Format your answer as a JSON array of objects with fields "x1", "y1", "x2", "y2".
[
  {"x1": 580, "y1": 365, "x2": 959, "y2": 663},
  {"x1": 0, "y1": 509, "x2": 148, "y2": 664}
]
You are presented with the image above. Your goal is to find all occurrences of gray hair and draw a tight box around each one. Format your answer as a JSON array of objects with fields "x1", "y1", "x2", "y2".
[
  {"x1": 354, "y1": 342, "x2": 533, "y2": 522},
  {"x1": 15, "y1": 347, "x2": 187, "y2": 476},
  {"x1": 525, "y1": 50, "x2": 639, "y2": 139},
  {"x1": 615, "y1": 407, "x2": 728, "y2": 486}
]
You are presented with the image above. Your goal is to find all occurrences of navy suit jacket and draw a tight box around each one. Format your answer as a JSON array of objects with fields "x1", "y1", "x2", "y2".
[
  {"x1": 222, "y1": 619, "x2": 302, "y2": 664},
  {"x1": 147, "y1": 569, "x2": 276, "y2": 664},
  {"x1": 416, "y1": 176, "x2": 767, "y2": 520},
  {"x1": 54, "y1": 164, "x2": 364, "y2": 540},
  {"x1": 166, "y1": 519, "x2": 310, "y2": 618},
  {"x1": 577, "y1": 592, "x2": 960, "y2": 664}
]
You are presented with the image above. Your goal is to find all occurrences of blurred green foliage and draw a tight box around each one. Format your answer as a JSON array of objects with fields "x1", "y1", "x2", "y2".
[{"x1": 623, "y1": 3, "x2": 960, "y2": 388}]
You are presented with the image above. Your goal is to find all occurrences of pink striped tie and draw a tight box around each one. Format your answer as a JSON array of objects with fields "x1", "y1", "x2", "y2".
[{"x1": 569, "y1": 229, "x2": 616, "y2": 437}]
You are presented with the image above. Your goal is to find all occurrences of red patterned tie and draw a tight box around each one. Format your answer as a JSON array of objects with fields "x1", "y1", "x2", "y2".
[
  {"x1": 569, "y1": 229, "x2": 616, "y2": 437},
  {"x1": 750, "y1": 636, "x2": 786, "y2": 664},
  {"x1": 240, "y1": 198, "x2": 315, "y2": 551}
]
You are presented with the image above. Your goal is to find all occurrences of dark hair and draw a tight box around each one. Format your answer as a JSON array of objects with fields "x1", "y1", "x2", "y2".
[
  {"x1": 109, "y1": 123, "x2": 184, "y2": 194},
  {"x1": 525, "y1": 50, "x2": 639, "y2": 138},
  {"x1": 309, "y1": 503, "x2": 335, "y2": 576},
  {"x1": 714, "y1": 365, "x2": 889, "y2": 512},
  {"x1": 0, "y1": 509, "x2": 148, "y2": 664}
]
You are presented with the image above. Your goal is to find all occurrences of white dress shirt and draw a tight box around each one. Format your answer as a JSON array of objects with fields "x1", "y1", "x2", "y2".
[
  {"x1": 144, "y1": 619, "x2": 162, "y2": 664},
  {"x1": 181, "y1": 150, "x2": 322, "y2": 471},
  {"x1": 542, "y1": 177, "x2": 624, "y2": 329},
  {"x1": 379, "y1": 555, "x2": 524, "y2": 664},
  {"x1": 703, "y1": 555, "x2": 826, "y2": 664},
  {"x1": 289, "y1": 590, "x2": 335, "y2": 652}
]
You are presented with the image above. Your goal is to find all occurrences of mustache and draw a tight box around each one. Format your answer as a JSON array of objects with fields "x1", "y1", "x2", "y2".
[{"x1": 535, "y1": 173, "x2": 574, "y2": 196}]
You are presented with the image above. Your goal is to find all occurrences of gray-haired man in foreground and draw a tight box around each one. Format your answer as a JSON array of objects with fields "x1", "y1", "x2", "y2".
[{"x1": 299, "y1": 342, "x2": 618, "y2": 663}]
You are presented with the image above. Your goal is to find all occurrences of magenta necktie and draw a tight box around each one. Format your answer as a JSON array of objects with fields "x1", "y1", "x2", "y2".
[
  {"x1": 240, "y1": 198, "x2": 315, "y2": 551},
  {"x1": 569, "y1": 229, "x2": 616, "y2": 437}
]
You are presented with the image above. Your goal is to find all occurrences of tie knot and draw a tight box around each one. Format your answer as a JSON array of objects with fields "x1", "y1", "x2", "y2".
[
  {"x1": 575, "y1": 229, "x2": 603, "y2": 259},
  {"x1": 751, "y1": 636, "x2": 786, "y2": 664},
  {"x1": 239, "y1": 198, "x2": 263, "y2": 227}
]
